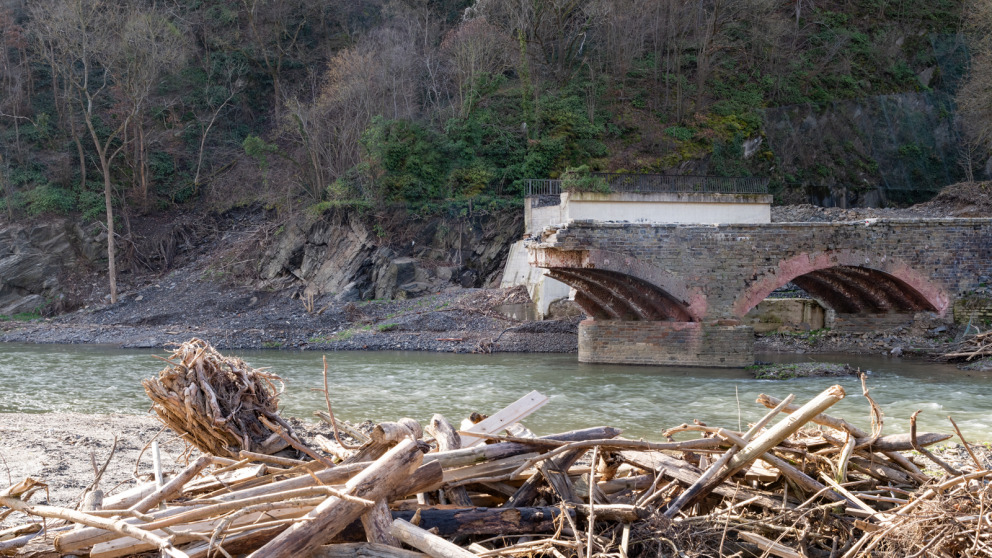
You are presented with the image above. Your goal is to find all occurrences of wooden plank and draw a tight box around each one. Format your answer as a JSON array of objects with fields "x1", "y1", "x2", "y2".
[{"x1": 459, "y1": 391, "x2": 549, "y2": 448}]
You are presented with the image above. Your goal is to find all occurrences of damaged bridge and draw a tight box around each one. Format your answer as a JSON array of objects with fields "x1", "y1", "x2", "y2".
[{"x1": 528, "y1": 218, "x2": 992, "y2": 367}]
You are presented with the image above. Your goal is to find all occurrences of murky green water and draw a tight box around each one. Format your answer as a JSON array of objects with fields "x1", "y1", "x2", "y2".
[{"x1": 2, "y1": 343, "x2": 990, "y2": 441}]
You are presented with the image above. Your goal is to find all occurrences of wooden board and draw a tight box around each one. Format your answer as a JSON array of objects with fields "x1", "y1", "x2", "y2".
[{"x1": 459, "y1": 391, "x2": 549, "y2": 448}]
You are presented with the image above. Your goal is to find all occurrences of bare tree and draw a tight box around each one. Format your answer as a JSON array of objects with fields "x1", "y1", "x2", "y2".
[
  {"x1": 31, "y1": 0, "x2": 187, "y2": 304},
  {"x1": 957, "y1": 0, "x2": 992, "y2": 180},
  {"x1": 118, "y1": 9, "x2": 190, "y2": 211},
  {"x1": 0, "y1": 9, "x2": 32, "y2": 160},
  {"x1": 473, "y1": 0, "x2": 595, "y2": 84},
  {"x1": 240, "y1": 0, "x2": 319, "y2": 120},
  {"x1": 440, "y1": 17, "x2": 514, "y2": 116},
  {"x1": 586, "y1": 0, "x2": 649, "y2": 100}
]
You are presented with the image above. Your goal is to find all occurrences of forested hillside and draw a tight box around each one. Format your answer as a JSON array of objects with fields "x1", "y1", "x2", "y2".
[{"x1": 0, "y1": 0, "x2": 989, "y2": 224}]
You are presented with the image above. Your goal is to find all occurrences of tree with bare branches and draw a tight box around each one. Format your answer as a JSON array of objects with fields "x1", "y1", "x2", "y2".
[
  {"x1": 957, "y1": 0, "x2": 992, "y2": 180},
  {"x1": 31, "y1": 0, "x2": 187, "y2": 303}
]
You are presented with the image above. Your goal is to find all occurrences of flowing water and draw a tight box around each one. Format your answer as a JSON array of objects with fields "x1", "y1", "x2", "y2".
[{"x1": 2, "y1": 343, "x2": 990, "y2": 441}]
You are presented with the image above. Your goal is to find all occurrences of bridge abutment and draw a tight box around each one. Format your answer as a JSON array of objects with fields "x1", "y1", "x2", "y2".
[{"x1": 578, "y1": 320, "x2": 755, "y2": 368}]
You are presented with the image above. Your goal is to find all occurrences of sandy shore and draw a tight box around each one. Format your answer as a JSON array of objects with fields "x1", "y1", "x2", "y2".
[{"x1": 0, "y1": 414, "x2": 181, "y2": 523}]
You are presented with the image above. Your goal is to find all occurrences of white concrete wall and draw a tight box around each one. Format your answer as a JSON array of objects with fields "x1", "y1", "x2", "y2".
[
  {"x1": 524, "y1": 197, "x2": 566, "y2": 235},
  {"x1": 500, "y1": 240, "x2": 572, "y2": 318},
  {"x1": 564, "y1": 191, "x2": 772, "y2": 224}
]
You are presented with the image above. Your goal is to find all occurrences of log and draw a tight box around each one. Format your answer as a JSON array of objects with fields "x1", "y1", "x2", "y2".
[
  {"x1": 443, "y1": 453, "x2": 539, "y2": 484},
  {"x1": 573, "y1": 504, "x2": 649, "y2": 522},
  {"x1": 362, "y1": 499, "x2": 401, "y2": 547},
  {"x1": 315, "y1": 435, "x2": 358, "y2": 461},
  {"x1": 89, "y1": 505, "x2": 314, "y2": 558},
  {"x1": 0, "y1": 491, "x2": 190, "y2": 558},
  {"x1": 849, "y1": 456, "x2": 915, "y2": 485},
  {"x1": 390, "y1": 519, "x2": 477, "y2": 558},
  {"x1": 459, "y1": 391, "x2": 550, "y2": 448},
  {"x1": 372, "y1": 420, "x2": 422, "y2": 444},
  {"x1": 861, "y1": 432, "x2": 951, "y2": 452},
  {"x1": 391, "y1": 506, "x2": 569, "y2": 537},
  {"x1": 424, "y1": 414, "x2": 472, "y2": 507},
  {"x1": 128, "y1": 455, "x2": 213, "y2": 513},
  {"x1": 100, "y1": 482, "x2": 158, "y2": 511},
  {"x1": 665, "y1": 385, "x2": 846, "y2": 516},
  {"x1": 756, "y1": 394, "x2": 951, "y2": 451},
  {"x1": 312, "y1": 543, "x2": 428, "y2": 557},
  {"x1": 736, "y1": 531, "x2": 804, "y2": 558},
  {"x1": 248, "y1": 439, "x2": 423, "y2": 558},
  {"x1": 55, "y1": 463, "x2": 370, "y2": 554},
  {"x1": 424, "y1": 427, "x2": 621, "y2": 469},
  {"x1": 504, "y1": 449, "x2": 585, "y2": 508}
]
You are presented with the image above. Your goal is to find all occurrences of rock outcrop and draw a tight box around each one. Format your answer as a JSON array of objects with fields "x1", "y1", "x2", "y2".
[
  {"x1": 0, "y1": 220, "x2": 103, "y2": 315},
  {"x1": 260, "y1": 208, "x2": 522, "y2": 303}
]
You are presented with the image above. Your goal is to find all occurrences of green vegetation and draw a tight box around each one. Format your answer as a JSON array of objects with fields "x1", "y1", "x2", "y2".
[
  {"x1": 0, "y1": 312, "x2": 42, "y2": 322},
  {"x1": 0, "y1": 0, "x2": 983, "y2": 230}
]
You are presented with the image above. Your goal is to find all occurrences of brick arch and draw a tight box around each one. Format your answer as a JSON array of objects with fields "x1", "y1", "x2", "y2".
[
  {"x1": 732, "y1": 250, "x2": 950, "y2": 318},
  {"x1": 536, "y1": 248, "x2": 705, "y2": 321}
]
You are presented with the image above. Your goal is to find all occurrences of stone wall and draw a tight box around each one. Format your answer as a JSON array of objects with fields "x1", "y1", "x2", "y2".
[
  {"x1": 532, "y1": 219, "x2": 992, "y2": 321},
  {"x1": 577, "y1": 320, "x2": 754, "y2": 367},
  {"x1": 744, "y1": 298, "x2": 825, "y2": 333},
  {"x1": 953, "y1": 295, "x2": 992, "y2": 326}
]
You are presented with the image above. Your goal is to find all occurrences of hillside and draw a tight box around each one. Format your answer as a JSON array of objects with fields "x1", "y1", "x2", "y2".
[{"x1": 0, "y1": 0, "x2": 990, "y2": 310}]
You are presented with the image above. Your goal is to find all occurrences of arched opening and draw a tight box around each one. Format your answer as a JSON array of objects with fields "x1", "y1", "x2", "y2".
[
  {"x1": 790, "y1": 266, "x2": 936, "y2": 313},
  {"x1": 546, "y1": 268, "x2": 696, "y2": 322},
  {"x1": 734, "y1": 251, "x2": 948, "y2": 319}
]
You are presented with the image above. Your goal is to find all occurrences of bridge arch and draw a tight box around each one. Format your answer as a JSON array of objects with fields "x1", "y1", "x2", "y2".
[
  {"x1": 732, "y1": 250, "x2": 950, "y2": 318},
  {"x1": 539, "y1": 249, "x2": 704, "y2": 322}
]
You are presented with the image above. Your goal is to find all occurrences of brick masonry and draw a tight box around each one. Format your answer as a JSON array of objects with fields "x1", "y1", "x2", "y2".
[
  {"x1": 578, "y1": 320, "x2": 754, "y2": 367},
  {"x1": 954, "y1": 295, "x2": 992, "y2": 326},
  {"x1": 532, "y1": 218, "x2": 992, "y2": 366},
  {"x1": 532, "y1": 219, "x2": 992, "y2": 320}
]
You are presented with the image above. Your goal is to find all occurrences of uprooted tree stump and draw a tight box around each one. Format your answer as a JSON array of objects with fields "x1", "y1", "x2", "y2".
[{"x1": 143, "y1": 338, "x2": 295, "y2": 458}]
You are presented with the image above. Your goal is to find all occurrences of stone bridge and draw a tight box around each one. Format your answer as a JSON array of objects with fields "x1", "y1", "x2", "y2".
[{"x1": 528, "y1": 218, "x2": 992, "y2": 367}]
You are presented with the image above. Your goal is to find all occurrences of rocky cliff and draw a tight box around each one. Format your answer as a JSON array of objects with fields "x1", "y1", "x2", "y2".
[
  {"x1": 0, "y1": 220, "x2": 104, "y2": 315},
  {"x1": 259, "y1": 208, "x2": 523, "y2": 305}
]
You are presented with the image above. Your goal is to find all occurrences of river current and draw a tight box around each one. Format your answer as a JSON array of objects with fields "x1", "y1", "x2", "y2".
[{"x1": 1, "y1": 343, "x2": 990, "y2": 440}]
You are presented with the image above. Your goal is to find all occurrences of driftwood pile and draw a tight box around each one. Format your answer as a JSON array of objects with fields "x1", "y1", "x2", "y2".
[
  {"x1": 3, "y1": 346, "x2": 992, "y2": 557},
  {"x1": 941, "y1": 331, "x2": 992, "y2": 362},
  {"x1": 142, "y1": 339, "x2": 295, "y2": 458}
]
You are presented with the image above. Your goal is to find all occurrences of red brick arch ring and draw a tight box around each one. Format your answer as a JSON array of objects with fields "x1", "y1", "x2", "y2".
[
  {"x1": 542, "y1": 249, "x2": 704, "y2": 322},
  {"x1": 732, "y1": 250, "x2": 950, "y2": 318}
]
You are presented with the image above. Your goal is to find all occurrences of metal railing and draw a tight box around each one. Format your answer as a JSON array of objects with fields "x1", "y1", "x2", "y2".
[{"x1": 525, "y1": 174, "x2": 770, "y2": 196}]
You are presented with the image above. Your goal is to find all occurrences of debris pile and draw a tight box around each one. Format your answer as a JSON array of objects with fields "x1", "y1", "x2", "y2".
[
  {"x1": 2, "y1": 342, "x2": 991, "y2": 557},
  {"x1": 143, "y1": 338, "x2": 294, "y2": 458},
  {"x1": 941, "y1": 331, "x2": 992, "y2": 362}
]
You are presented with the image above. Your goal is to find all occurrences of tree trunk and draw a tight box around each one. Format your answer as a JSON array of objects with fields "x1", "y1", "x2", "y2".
[{"x1": 103, "y1": 162, "x2": 117, "y2": 304}]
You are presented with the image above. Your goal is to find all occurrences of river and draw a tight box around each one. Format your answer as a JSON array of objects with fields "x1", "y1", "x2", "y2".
[{"x1": 1, "y1": 343, "x2": 990, "y2": 441}]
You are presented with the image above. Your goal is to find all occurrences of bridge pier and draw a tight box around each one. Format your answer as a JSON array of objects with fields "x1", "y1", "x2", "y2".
[{"x1": 578, "y1": 320, "x2": 755, "y2": 368}]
